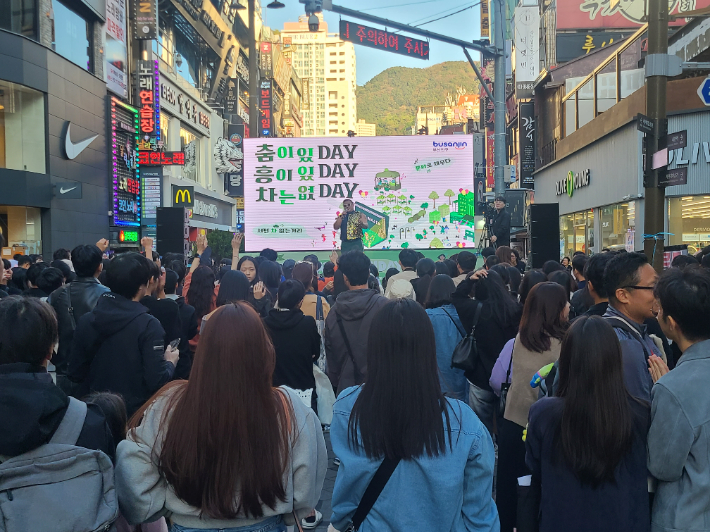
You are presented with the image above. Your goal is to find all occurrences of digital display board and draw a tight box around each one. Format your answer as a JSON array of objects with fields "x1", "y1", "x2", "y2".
[
  {"x1": 244, "y1": 136, "x2": 475, "y2": 251},
  {"x1": 111, "y1": 97, "x2": 141, "y2": 227},
  {"x1": 339, "y1": 20, "x2": 430, "y2": 60}
]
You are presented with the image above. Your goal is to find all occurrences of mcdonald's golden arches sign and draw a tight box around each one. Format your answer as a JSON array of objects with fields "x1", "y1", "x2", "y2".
[{"x1": 172, "y1": 185, "x2": 194, "y2": 208}]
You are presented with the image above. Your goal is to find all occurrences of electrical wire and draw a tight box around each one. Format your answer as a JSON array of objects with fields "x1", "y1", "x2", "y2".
[
  {"x1": 360, "y1": 0, "x2": 442, "y2": 11},
  {"x1": 404, "y1": 0, "x2": 474, "y2": 25},
  {"x1": 414, "y1": 2, "x2": 479, "y2": 27}
]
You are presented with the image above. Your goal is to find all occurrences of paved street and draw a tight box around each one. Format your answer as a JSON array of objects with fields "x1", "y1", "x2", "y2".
[{"x1": 314, "y1": 431, "x2": 335, "y2": 531}]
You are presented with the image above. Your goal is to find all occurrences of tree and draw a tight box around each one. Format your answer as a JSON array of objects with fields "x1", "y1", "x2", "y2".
[
  {"x1": 429, "y1": 191, "x2": 439, "y2": 209},
  {"x1": 445, "y1": 189, "x2": 456, "y2": 204},
  {"x1": 430, "y1": 237, "x2": 444, "y2": 249},
  {"x1": 415, "y1": 234, "x2": 423, "y2": 242},
  {"x1": 421, "y1": 202, "x2": 429, "y2": 210},
  {"x1": 207, "y1": 230, "x2": 239, "y2": 264}
]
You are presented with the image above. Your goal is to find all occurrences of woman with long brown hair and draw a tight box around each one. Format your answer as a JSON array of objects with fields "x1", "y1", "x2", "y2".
[{"x1": 115, "y1": 302, "x2": 327, "y2": 532}]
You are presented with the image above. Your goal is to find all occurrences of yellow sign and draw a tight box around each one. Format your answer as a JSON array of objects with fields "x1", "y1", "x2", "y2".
[
  {"x1": 172, "y1": 185, "x2": 194, "y2": 208},
  {"x1": 481, "y1": 0, "x2": 490, "y2": 38},
  {"x1": 236, "y1": 197, "x2": 245, "y2": 209}
]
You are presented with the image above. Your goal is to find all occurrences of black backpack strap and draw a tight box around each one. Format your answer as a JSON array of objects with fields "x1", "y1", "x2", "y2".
[
  {"x1": 442, "y1": 308, "x2": 466, "y2": 338},
  {"x1": 66, "y1": 283, "x2": 77, "y2": 331},
  {"x1": 316, "y1": 295, "x2": 324, "y2": 321},
  {"x1": 606, "y1": 316, "x2": 652, "y2": 362},
  {"x1": 470, "y1": 301, "x2": 483, "y2": 335},
  {"x1": 334, "y1": 309, "x2": 361, "y2": 382},
  {"x1": 348, "y1": 457, "x2": 402, "y2": 531},
  {"x1": 50, "y1": 397, "x2": 88, "y2": 445},
  {"x1": 504, "y1": 337, "x2": 515, "y2": 386}
]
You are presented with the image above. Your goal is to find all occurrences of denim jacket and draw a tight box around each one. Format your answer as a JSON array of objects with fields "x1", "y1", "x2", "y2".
[
  {"x1": 427, "y1": 304, "x2": 468, "y2": 401},
  {"x1": 330, "y1": 386, "x2": 500, "y2": 532},
  {"x1": 648, "y1": 339, "x2": 710, "y2": 532}
]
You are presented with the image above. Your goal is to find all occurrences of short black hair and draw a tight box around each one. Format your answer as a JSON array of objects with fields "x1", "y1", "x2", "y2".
[
  {"x1": 11, "y1": 268, "x2": 28, "y2": 291},
  {"x1": 495, "y1": 195, "x2": 506, "y2": 203},
  {"x1": 457, "y1": 251, "x2": 477, "y2": 273},
  {"x1": 323, "y1": 261, "x2": 336, "y2": 277},
  {"x1": 53, "y1": 248, "x2": 70, "y2": 261},
  {"x1": 167, "y1": 260, "x2": 186, "y2": 284},
  {"x1": 0, "y1": 296, "x2": 58, "y2": 366},
  {"x1": 656, "y1": 267, "x2": 710, "y2": 341},
  {"x1": 17, "y1": 255, "x2": 32, "y2": 267},
  {"x1": 438, "y1": 254, "x2": 446, "y2": 260},
  {"x1": 71, "y1": 245, "x2": 103, "y2": 278},
  {"x1": 50, "y1": 259, "x2": 73, "y2": 282},
  {"x1": 671, "y1": 254, "x2": 699, "y2": 270},
  {"x1": 485, "y1": 255, "x2": 499, "y2": 269},
  {"x1": 260, "y1": 248, "x2": 278, "y2": 262},
  {"x1": 603, "y1": 252, "x2": 649, "y2": 304},
  {"x1": 2, "y1": 259, "x2": 10, "y2": 270},
  {"x1": 702, "y1": 254, "x2": 710, "y2": 269},
  {"x1": 304, "y1": 254, "x2": 322, "y2": 270},
  {"x1": 339, "y1": 251, "x2": 371, "y2": 286},
  {"x1": 277, "y1": 279, "x2": 306, "y2": 310},
  {"x1": 399, "y1": 249, "x2": 418, "y2": 269},
  {"x1": 105, "y1": 252, "x2": 153, "y2": 299},
  {"x1": 584, "y1": 252, "x2": 616, "y2": 298},
  {"x1": 424, "y1": 274, "x2": 456, "y2": 308},
  {"x1": 481, "y1": 247, "x2": 496, "y2": 258},
  {"x1": 571, "y1": 254, "x2": 588, "y2": 275},
  {"x1": 164, "y1": 269, "x2": 179, "y2": 295},
  {"x1": 147, "y1": 260, "x2": 161, "y2": 281},
  {"x1": 282, "y1": 259, "x2": 296, "y2": 280},
  {"x1": 543, "y1": 260, "x2": 565, "y2": 275},
  {"x1": 369, "y1": 263, "x2": 379, "y2": 278},
  {"x1": 26, "y1": 262, "x2": 48, "y2": 286},
  {"x1": 37, "y1": 267, "x2": 65, "y2": 295},
  {"x1": 258, "y1": 260, "x2": 282, "y2": 291}
]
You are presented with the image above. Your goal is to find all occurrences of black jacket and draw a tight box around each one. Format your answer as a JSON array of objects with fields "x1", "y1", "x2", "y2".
[
  {"x1": 324, "y1": 289, "x2": 389, "y2": 395},
  {"x1": 48, "y1": 278, "x2": 110, "y2": 375},
  {"x1": 167, "y1": 295, "x2": 198, "y2": 380},
  {"x1": 263, "y1": 308, "x2": 320, "y2": 391},
  {"x1": 0, "y1": 363, "x2": 114, "y2": 460},
  {"x1": 68, "y1": 292, "x2": 174, "y2": 416},
  {"x1": 452, "y1": 278, "x2": 521, "y2": 390},
  {"x1": 23, "y1": 287, "x2": 48, "y2": 298},
  {"x1": 490, "y1": 208, "x2": 511, "y2": 247}
]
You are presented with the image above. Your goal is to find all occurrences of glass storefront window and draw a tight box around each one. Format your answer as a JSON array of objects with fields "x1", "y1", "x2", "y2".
[
  {"x1": 0, "y1": 0, "x2": 37, "y2": 39},
  {"x1": 668, "y1": 196, "x2": 710, "y2": 254},
  {"x1": 0, "y1": 206, "x2": 42, "y2": 256},
  {"x1": 600, "y1": 201, "x2": 635, "y2": 251},
  {"x1": 560, "y1": 210, "x2": 594, "y2": 258},
  {"x1": 52, "y1": 0, "x2": 92, "y2": 72},
  {"x1": 0, "y1": 81, "x2": 46, "y2": 174},
  {"x1": 180, "y1": 127, "x2": 199, "y2": 182}
]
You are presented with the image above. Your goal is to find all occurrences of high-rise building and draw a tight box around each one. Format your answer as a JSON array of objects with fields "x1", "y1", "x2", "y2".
[
  {"x1": 356, "y1": 119, "x2": 376, "y2": 137},
  {"x1": 281, "y1": 14, "x2": 357, "y2": 137}
]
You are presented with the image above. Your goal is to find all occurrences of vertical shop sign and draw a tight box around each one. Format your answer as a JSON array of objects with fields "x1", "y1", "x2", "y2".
[
  {"x1": 136, "y1": 60, "x2": 161, "y2": 151},
  {"x1": 133, "y1": 0, "x2": 157, "y2": 39},
  {"x1": 486, "y1": 129, "x2": 495, "y2": 187},
  {"x1": 105, "y1": 0, "x2": 127, "y2": 97},
  {"x1": 225, "y1": 124, "x2": 245, "y2": 197},
  {"x1": 481, "y1": 0, "x2": 490, "y2": 38},
  {"x1": 514, "y1": 6, "x2": 540, "y2": 83},
  {"x1": 111, "y1": 97, "x2": 141, "y2": 227},
  {"x1": 260, "y1": 42, "x2": 273, "y2": 78},
  {"x1": 260, "y1": 80, "x2": 273, "y2": 138},
  {"x1": 518, "y1": 101, "x2": 535, "y2": 187},
  {"x1": 141, "y1": 166, "x2": 163, "y2": 224}
]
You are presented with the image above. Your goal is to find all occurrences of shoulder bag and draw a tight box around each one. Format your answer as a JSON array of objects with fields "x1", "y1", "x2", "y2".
[
  {"x1": 498, "y1": 338, "x2": 515, "y2": 417},
  {"x1": 450, "y1": 301, "x2": 483, "y2": 372}
]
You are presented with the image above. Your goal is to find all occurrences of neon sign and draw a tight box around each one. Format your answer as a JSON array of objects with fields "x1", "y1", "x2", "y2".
[{"x1": 111, "y1": 97, "x2": 141, "y2": 227}]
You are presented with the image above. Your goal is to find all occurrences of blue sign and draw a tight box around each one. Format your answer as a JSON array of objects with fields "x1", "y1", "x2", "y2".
[{"x1": 697, "y1": 77, "x2": 710, "y2": 106}]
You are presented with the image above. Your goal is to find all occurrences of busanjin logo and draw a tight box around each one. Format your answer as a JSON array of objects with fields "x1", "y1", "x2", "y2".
[{"x1": 433, "y1": 141, "x2": 468, "y2": 149}]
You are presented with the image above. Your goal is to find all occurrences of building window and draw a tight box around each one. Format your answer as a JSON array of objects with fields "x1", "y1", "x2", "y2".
[
  {"x1": 0, "y1": 81, "x2": 46, "y2": 174},
  {"x1": 0, "y1": 206, "x2": 42, "y2": 256},
  {"x1": 560, "y1": 210, "x2": 595, "y2": 257},
  {"x1": 668, "y1": 196, "x2": 710, "y2": 253},
  {"x1": 180, "y1": 127, "x2": 199, "y2": 182},
  {"x1": 600, "y1": 202, "x2": 635, "y2": 251},
  {"x1": 0, "y1": 0, "x2": 37, "y2": 39},
  {"x1": 160, "y1": 114, "x2": 170, "y2": 147},
  {"x1": 52, "y1": 0, "x2": 92, "y2": 71}
]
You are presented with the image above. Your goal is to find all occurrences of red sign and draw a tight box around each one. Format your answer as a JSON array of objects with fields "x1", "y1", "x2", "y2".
[
  {"x1": 138, "y1": 151, "x2": 186, "y2": 166},
  {"x1": 137, "y1": 60, "x2": 156, "y2": 135},
  {"x1": 557, "y1": 0, "x2": 710, "y2": 29},
  {"x1": 339, "y1": 19, "x2": 429, "y2": 60},
  {"x1": 486, "y1": 127, "x2": 495, "y2": 187},
  {"x1": 259, "y1": 80, "x2": 272, "y2": 137}
]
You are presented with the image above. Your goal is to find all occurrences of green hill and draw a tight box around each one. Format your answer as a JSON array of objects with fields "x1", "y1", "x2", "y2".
[{"x1": 356, "y1": 61, "x2": 481, "y2": 136}]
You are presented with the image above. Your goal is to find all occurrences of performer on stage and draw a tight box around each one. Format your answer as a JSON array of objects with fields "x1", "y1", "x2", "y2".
[{"x1": 333, "y1": 199, "x2": 368, "y2": 254}]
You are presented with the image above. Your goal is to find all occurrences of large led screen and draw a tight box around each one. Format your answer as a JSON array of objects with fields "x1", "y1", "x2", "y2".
[{"x1": 244, "y1": 136, "x2": 475, "y2": 251}]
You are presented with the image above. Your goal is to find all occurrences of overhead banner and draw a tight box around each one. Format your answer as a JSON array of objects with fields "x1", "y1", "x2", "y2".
[
  {"x1": 514, "y1": 6, "x2": 540, "y2": 83},
  {"x1": 133, "y1": 0, "x2": 157, "y2": 39},
  {"x1": 104, "y1": 0, "x2": 127, "y2": 97},
  {"x1": 518, "y1": 101, "x2": 535, "y2": 188},
  {"x1": 244, "y1": 136, "x2": 475, "y2": 251},
  {"x1": 556, "y1": 0, "x2": 709, "y2": 29}
]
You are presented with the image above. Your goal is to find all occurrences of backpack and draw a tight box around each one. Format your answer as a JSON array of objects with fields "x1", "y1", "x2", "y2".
[{"x1": 0, "y1": 397, "x2": 118, "y2": 532}]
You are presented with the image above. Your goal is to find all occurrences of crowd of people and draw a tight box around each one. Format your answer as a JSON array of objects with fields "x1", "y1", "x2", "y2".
[{"x1": 1, "y1": 231, "x2": 710, "y2": 532}]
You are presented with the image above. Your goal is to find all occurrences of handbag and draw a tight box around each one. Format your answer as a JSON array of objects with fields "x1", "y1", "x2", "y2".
[
  {"x1": 450, "y1": 301, "x2": 483, "y2": 372},
  {"x1": 330, "y1": 456, "x2": 402, "y2": 532},
  {"x1": 313, "y1": 364, "x2": 336, "y2": 425},
  {"x1": 315, "y1": 295, "x2": 328, "y2": 373},
  {"x1": 498, "y1": 338, "x2": 515, "y2": 417}
]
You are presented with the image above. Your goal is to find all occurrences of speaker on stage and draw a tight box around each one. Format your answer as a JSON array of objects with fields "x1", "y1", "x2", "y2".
[
  {"x1": 156, "y1": 207, "x2": 185, "y2": 256},
  {"x1": 529, "y1": 203, "x2": 560, "y2": 269}
]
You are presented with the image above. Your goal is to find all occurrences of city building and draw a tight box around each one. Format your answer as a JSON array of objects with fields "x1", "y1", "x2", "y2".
[
  {"x1": 355, "y1": 119, "x2": 376, "y2": 137},
  {"x1": 413, "y1": 89, "x2": 480, "y2": 135},
  {"x1": 0, "y1": 0, "x2": 113, "y2": 256},
  {"x1": 281, "y1": 14, "x2": 357, "y2": 137}
]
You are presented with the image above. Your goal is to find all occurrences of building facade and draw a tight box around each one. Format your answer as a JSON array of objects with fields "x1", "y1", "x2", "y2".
[
  {"x1": 281, "y1": 14, "x2": 356, "y2": 137},
  {"x1": 355, "y1": 119, "x2": 375, "y2": 137}
]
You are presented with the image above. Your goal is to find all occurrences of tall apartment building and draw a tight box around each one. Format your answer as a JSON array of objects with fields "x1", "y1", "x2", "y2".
[
  {"x1": 355, "y1": 119, "x2": 376, "y2": 137},
  {"x1": 282, "y1": 14, "x2": 357, "y2": 137}
]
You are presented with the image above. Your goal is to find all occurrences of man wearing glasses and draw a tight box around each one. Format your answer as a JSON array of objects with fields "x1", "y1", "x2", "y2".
[{"x1": 603, "y1": 252, "x2": 665, "y2": 402}]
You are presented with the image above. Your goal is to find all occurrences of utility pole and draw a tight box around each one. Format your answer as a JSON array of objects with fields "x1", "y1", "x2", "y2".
[
  {"x1": 492, "y1": 0, "x2": 506, "y2": 197},
  {"x1": 644, "y1": 0, "x2": 668, "y2": 272},
  {"x1": 248, "y1": 0, "x2": 258, "y2": 139}
]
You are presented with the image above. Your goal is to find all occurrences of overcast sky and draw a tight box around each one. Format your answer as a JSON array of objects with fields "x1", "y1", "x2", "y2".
[{"x1": 262, "y1": 0, "x2": 484, "y2": 86}]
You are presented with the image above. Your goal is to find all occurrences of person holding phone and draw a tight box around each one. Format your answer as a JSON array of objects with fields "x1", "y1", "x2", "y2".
[{"x1": 333, "y1": 199, "x2": 368, "y2": 254}]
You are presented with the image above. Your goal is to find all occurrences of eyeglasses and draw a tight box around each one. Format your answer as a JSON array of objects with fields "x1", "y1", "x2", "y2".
[{"x1": 622, "y1": 285, "x2": 656, "y2": 291}]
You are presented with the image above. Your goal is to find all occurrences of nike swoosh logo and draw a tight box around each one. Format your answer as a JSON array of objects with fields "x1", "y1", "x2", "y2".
[
  {"x1": 65, "y1": 123, "x2": 98, "y2": 160},
  {"x1": 60, "y1": 186, "x2": 77, "y2": 194}
]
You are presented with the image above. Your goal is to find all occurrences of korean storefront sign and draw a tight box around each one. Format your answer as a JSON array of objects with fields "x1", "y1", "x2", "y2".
[
  {"x1": 104, "y1": 0, "x2": 127, "y2": 97},
  {"x1": 514, "y1": 6, "x2": 540, "y2": 83},
  {"x1": 133, "y1": 0, "x2": 157, "y2": 39},
  {"x1": 519, "y1": 101, "x2": 535, "y2": 187},
  {"x1": 136, "y1": 60, "x2": 160, "y2": 151},
  {"x1": 111, "y1": 97, "x2": 141, "y2": 227},
  {"x1": 159, "y1": 77, "x2": 211, "y2": 137},
  {"x1": 260, "y1": 80, "x2": 273, "y2": 138},
  {"x1": 260, "y1": 42, "x2": 273, "y2": 78}
]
